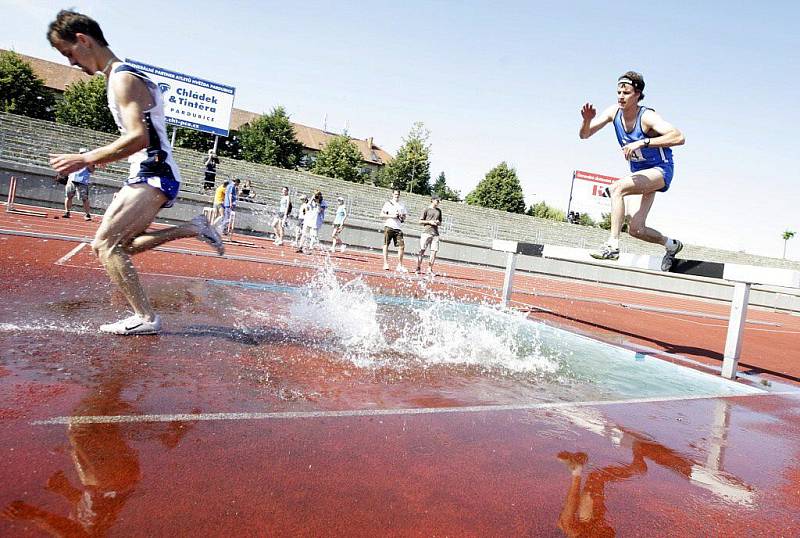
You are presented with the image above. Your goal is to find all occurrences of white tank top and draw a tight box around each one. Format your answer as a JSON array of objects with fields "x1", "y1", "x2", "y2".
[{"x1": 106, "y1": 62, "x2": 181, "y2": 181}]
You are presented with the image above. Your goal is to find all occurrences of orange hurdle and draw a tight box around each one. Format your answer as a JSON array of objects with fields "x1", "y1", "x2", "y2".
[{"x1": 5, "y1": 176, "x2": 48, "y2": 217}]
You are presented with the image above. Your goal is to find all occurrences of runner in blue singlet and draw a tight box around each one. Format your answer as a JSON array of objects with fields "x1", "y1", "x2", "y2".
[{"x1": 578, "y1": 71, "x2": 686, "y2": 271}]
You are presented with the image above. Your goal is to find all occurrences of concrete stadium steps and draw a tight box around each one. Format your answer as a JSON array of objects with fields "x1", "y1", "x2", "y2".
[{"x1": 2, "y1": 111, "x2": 799, "y2": 270}]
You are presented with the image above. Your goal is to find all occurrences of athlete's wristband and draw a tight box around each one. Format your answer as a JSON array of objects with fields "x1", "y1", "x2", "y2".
[{"x1": 643, "y1": 138, "x2": 651, "y2": 147}]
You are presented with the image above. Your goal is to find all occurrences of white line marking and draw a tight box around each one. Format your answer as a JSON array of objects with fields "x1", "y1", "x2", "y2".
[
  {"x1": 55, "y1": 242, "x2": 87, "y2": 265},
  {"x1": 31, "y1": 391, "x2": 800, "y2": 426}
]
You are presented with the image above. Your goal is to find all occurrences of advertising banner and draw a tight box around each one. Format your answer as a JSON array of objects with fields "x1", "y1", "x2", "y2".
[
  {"x1": 569, "y1": 170, "x2": 620, "y2": 219},
  {"x1": 125, "y1": 58, "x2": 236, "y2": 137}
]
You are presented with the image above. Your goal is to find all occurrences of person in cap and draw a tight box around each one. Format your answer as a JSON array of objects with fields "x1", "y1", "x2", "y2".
[
  {"x1": 329, "y1": 196, "x2": 347, "y2": 252},
  {"x1": 579, "y1": 71, "x2": 685, "y2": 271},
  {"x1": 292, "y1": 194, "x2": 309, "y2": 247},
  {"x1": 63, "y1": 147, "x2": 94, "y2": 220}
]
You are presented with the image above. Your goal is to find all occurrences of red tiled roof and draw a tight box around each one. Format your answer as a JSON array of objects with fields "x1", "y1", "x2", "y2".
[{"x1": 4, "y1": 49, "x2": 392, "y2": 166}]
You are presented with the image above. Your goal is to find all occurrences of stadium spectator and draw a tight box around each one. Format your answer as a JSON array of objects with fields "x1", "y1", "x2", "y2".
[
  {"x1": 203, "y1": 149, "x2": 219, "y2": 191},
  {"x1": 330, "y1": 196, "x2": 347, "y2": 252},
  {"x1": 271, "y1": 186, "x2": 292, "y2": 246},
  {"x1": 63, "y1": 148, "x2": 94, "y2": 220},
  {"x1": 415, "y1": 196, "x2": 442, "y2": 275},
  {"x1": 296, "y1": 190, "x2": 327, "y2": 254},
  {"x1": 381, "y1": 189, "x2": 408, "y2": 272},
  {"x1": 212, "y1": 179, "x2": 228, "y2": 222},
  {"x1": 240, "y1": 178, "x2": 256, "y2": 202},
  {"x1": 292, "y1": 194, "x2": 309, "y2": 247},
  {"x1": 213, "y1": 178, "x2": 239, "y2": 235}
]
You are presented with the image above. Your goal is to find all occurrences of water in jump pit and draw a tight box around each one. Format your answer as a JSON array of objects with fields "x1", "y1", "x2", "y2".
[{"x1": 219, "y1": 266, "x2": 760, "y2": 407}]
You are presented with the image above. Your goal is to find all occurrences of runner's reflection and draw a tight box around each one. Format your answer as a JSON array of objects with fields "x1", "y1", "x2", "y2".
[
  {"x1": 3, "y1": 376, "x2": 193, "y2": 536},
  {"x1": 556, "y1": 419, "x2": 753, "y2": 537}
]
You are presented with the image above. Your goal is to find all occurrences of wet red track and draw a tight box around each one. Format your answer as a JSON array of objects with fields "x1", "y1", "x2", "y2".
[{"x1": 2, "y1": 206, "x2": 800, "y2": 536}]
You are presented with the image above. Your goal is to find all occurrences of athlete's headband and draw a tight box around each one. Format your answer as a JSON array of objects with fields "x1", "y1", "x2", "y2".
[{"x1": 617, "y1": 77, "x2": 643, "y2": 90}]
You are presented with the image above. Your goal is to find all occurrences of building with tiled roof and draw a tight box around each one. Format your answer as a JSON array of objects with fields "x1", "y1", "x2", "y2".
[{"x1": 4, "y1": 49, "x2": 393, "y2": 177}]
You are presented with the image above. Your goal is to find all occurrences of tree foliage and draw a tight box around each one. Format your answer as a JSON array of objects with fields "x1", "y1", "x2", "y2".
[
  {"x1": 0, "y1": 50, "x2": 55, "y2": 120},
  {"x1": 379, "y1": 122, "x2": 431, "y2": 194},
  {"x1": 527, "y1": 201, "x2": 565, "y2": 221},
  {"x1": 465, "y1": 162, "x2": 526, "y2": 213},
  {"x1": 55, "y1": 76, "x2": 116, "y2": 133},
  {"x1": 172, "y1": 127, "x2": 242, "y2": 159},
  {"x1": 432, "y1": 171, "x2": 461, "y2": 201},
  {"x1": 598, "y1": 212, "x2": 630, "y2": 232},
  {"x1": 311, "y1": 134, "x2": 364, "y2": 183},
  {"x1": 238, "y1": 106, "x2": 304, "y2": 168}
]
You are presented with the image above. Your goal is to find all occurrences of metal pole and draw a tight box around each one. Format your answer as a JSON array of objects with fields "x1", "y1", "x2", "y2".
[
  {"x1": 565, "y1": 170, "x2": 576, "y2": 217},
  {"x1": 721, "y1": 281, "x2": 751, "y2": 379},
  {"x1": 213, "y1": 135, "x2": 219, "y2": 153},
  {"x1": 501, "y1": 252, "x2": 517, "y2": 307},
  {"x1": 171, "y1": 126, "x2": 177, "y2": 147}
]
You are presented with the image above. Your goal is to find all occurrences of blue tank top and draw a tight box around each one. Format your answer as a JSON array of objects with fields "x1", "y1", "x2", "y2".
[{"x1": 613, "y1": 107, "x2": 673, "y2": 172}]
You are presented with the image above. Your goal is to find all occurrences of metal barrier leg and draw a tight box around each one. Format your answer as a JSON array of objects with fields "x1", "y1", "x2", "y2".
[
  {"x1": 721, "y1": 282, "x2": 751, "y2": 380},
  {"x1": 502, "y1": 252, "x2": 517, "y2": 307}
]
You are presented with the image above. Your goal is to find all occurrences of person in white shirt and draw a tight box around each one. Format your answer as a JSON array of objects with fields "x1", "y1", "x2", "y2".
[
  {"x1": 380, "y1": 189, "x2": 408, "y2": 272},
  {"x1": 296, "y1": 191, "x2": 327, "y2": 254}
]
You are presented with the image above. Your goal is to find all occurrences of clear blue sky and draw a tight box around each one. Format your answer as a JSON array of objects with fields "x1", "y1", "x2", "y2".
[{"x1": 3, "y1": 0, "x2": 799, "y2": 259}]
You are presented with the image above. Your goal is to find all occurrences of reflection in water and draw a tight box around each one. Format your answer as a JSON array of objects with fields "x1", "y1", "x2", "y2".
[
  {"x1": 2, "y1": 372, "x2": 193, "y2": 536},
  {"x1": 555, "y1": 401, "x2": 754, "y2": 537}
]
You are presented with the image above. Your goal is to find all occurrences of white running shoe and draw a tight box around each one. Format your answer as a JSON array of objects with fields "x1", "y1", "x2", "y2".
[
  {"x1": 590, "y1": 243, "x2": 620, "y2": 260},
  {"x1": 100, "y1": 314, "x2": 161, "y2": 335},
  {"x1": 396, "y1": 264, "x2": 409, "y2": 273},
  {"x1": 192, "y1": 214, "x2": 225, "y2": 256},
  {"x1": 661, "y1": 239, "x2": 683, "y2": 271}
]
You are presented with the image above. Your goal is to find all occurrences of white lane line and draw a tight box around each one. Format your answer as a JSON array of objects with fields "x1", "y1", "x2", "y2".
[
  {"x1": 31, "y1": 390, "x2": 800, "y2": 426},
  {"x1": 55, "y1": 242, "x2": 87, "y2": 265}
]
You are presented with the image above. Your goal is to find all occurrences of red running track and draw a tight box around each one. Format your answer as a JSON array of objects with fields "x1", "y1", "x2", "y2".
[{"x1": 1, "y1": 206, "x2": 799, "y2": 536}]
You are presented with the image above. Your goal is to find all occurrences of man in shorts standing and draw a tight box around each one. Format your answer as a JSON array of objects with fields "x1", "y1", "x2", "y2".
[
  {"x1": 330, "y1": 196, "x2": 347, "y2": 252},
  {"x1": 579, "y1": 71, "x2": 685, "y2": 271},
  {"x1": 47, "y1": 10, "x2": 224, "y2": 335},
  {"x1": 381, "y1": 189, "x2": 408, "y2": 272},
  {"x1": 415, "y1": 196, "x2": 442, "y2": 275},
  {"x1": 212, "y1": 179, "x2": 228, "y2": 222},
  {"x1": 213, "y1": 178, "x2": 239, "y2": 235},
  {"x1": 63, "y1": 148, "x2": 94, "y2": 220},
  {"x1": 271, "y1": 186, "x2": 291, "y2": 246}
]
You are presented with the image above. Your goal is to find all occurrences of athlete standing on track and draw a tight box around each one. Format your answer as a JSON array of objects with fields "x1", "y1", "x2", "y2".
[
  {"x1": 579, "y1": 71, "x2": 685, "y2": 271},
  {"x1": 47, "y1": 10, "x2": 224, "y2": 335}
]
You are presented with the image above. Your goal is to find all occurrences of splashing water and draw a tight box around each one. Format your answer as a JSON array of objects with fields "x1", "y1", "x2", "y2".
[{"x1": 288, "y1": 262, "x2": 561, "y2": 377}]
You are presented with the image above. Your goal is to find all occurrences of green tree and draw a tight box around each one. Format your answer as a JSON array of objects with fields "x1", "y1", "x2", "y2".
[
  {"x1": 238, "y1": 106, "x2": 304, "y2": 168},
  {"x1": 172, "y1": 127, "x2": 242, "y2": 159},
  {"x1": 0, "y1": 50, "x2": 55, "y2": 120},
  {"x1": 599, "y1": 212, "x2": 630, "y2": 232},
  {"x1": 465, "y1": 162, "x2": 526, "y2": 213},
  {"x1": 782, "y1": 229, "x2": 795, "y2": 259},
  {"x1": 432, "y1": 171, "x2": 461, "y2": 201},
  {"x1": 380, "y1": 122, "x2": 431, "y2": 194},
  {"x1": 578, "y1": 213, "x2": 596, "y2": 227},
  {"x1": 311, "y1": 134, "x2": 364, "y2": 182},
  {"x1": 55, "y1": 76, "x2": 116, "y2": 133},
  {"x1": 526, "y1": 201, "x2": 565, "y2": 221}
]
